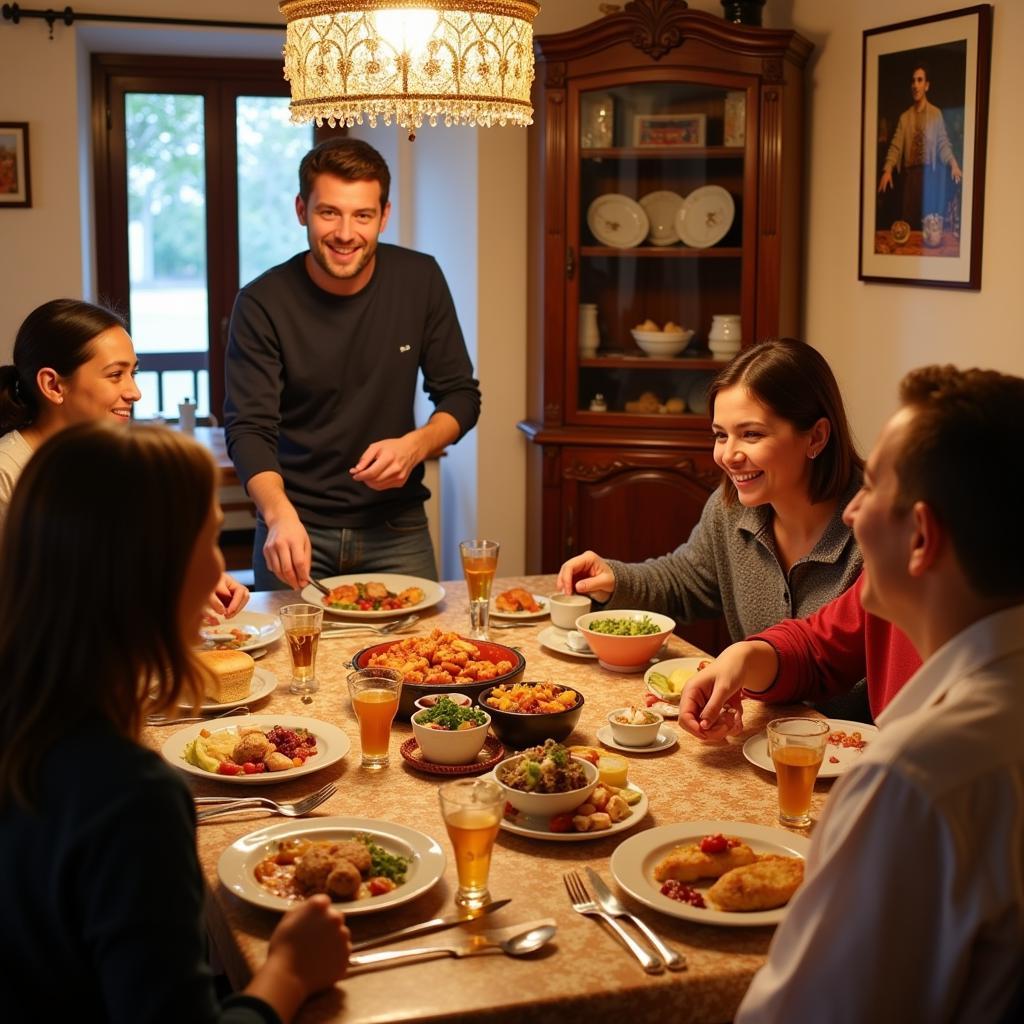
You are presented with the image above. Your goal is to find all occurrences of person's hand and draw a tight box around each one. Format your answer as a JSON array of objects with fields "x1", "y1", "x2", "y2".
[
  {"x1": 556, "y1": 550, "x2": 616, "y2": 604},
  {"x1": 206, "y1": 573, "x2": 250, "y2": 618},
  {"x1": 878, "y1": 169, "x2": 894, "y2": 193},
  {"x1": 350, "y1": 435, "x2": 424, "y2": 491},
  {"x1": 263, "y1": 510, "x2": 312, "y2": 590},
  {"x1": 246, "y1": 894, "x2": 350, "y2": 1021},
  {"x1": 950, "y1": 158, "x2": 962, "y2": 184},
  {"x1": 678, "y1": 661, "x2": 746, "y2": 742}
]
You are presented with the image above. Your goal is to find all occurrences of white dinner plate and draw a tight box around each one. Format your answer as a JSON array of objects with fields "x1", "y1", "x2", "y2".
[
  {"x1": 587, "y1": 193, "x2": 649, "y2": 248},
  {"x1": 490, "y1": 592, "x2": 550, "y2": 620},
  {"x1": 742, "y1": 718, "x2": 879, "y2": 779},
  {"x1": 610, "y1": 819, "x2": 811, "y2": 926},
  {"x1": 538, "y1": 625, "x2": 598, "y2": 660},
  {"x1": 198, "y1": 611, "x2": 283, "y2": 653},
  {"x1": 162, "y1": 713, "x2": 350, "y2": 785},
  {"x1": 179, "y1": 666, "x2": 278, "y2": 712},
  {"x1": 676, "y1": 185, "x2": 735, "y2": 248},
  {"x1": 493, "y1": 781, "x2": 648, "y2": 842},
  {"x1": 596, "y1": 724, "x2": 678, "y2": 754},
  {"x1": 218, "y1": 816, "x2": 446, "y2": 914},
  {"x1": 638, "y1": 190, "x2": 683, "y2": 245},
  {"x1": 687, "y1": 375, "x2": 712, "y2": 415},
  {"x1": 300, "y1": 573, "x2": 445, "y2": 620}
]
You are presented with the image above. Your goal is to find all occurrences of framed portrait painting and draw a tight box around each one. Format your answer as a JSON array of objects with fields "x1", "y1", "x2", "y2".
[
  {"x1": 0, "y1": 123, "x2": 31, "y2": 208},
  {"x1": 859, "y1": 6, "x2": 992, "y2": 289}
]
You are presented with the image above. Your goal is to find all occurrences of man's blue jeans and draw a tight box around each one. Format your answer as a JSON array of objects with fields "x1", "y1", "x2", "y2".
[{"x1": 252, "y1": 506, "x2": 438, "y2": 590}]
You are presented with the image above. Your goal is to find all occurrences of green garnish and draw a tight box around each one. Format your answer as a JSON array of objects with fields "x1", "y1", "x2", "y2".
[
  {"x1": 415, "y1": 696, "x2": 487, "y2": 731},
  {"x1": 358, "y1": 835, "x2": 409, "y2": 884},
  {"x1": 550, "y1": 746, "x2": 567, "y2": 768},
  {"x1": 588, "y1": 615, "x2": 661, "y2": 636}
]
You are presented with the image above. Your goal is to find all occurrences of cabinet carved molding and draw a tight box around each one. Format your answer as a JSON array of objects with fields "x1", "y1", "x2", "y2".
[{"x1": 563, "y1": 455, "x2": 721, "y2": 487}]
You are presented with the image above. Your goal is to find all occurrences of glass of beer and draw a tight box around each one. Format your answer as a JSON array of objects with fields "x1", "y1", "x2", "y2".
[
  {"x1": 438, "y1": 778, "x2": 503, "y2": 910},
  {"x1": 279, "y1": 604, "x2": 323, "y2": 696},
  {"x1": 767, "y1": 717, "x2": 830, "y2": 828},
  {"x1": 347, "y1": 667, "x2": 403, "y2": 769},
  {"x1": 459, "y1": 539, "x2": 499, "y2": 640}
]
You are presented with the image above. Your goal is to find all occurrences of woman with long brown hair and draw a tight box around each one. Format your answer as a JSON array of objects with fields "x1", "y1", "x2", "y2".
[
  {"x1": 0, "y1": 423, "x2": 349, "y2": 1023},
  {"x1": 557, "y1": 338, "x2": 864, "y2": 644}
]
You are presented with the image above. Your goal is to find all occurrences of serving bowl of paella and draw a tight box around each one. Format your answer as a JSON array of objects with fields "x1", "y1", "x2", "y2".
[{"x1": 352, "y1": 629, "x2": 526, "y2": 720}]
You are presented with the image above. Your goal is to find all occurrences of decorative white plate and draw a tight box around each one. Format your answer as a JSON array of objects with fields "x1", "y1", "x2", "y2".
[
  {"x1": 687, "y1": 376, "x2": 711, "y2": 415},
  {"x1": 198, "y1": 611, "x2": 283, "y2": 653},
  {"x1": 638, "y1": 190, "x2": 684, "y2": 245},
  {"x1": 162, "y1": 713, "x2": 350, "y2": 785},
  {"x1": 493, "y1": 781, "x2": 648, "y2": 842},
  {"x1": 596, "y1": 724, "x2": 678, "y2": 754},
  {"x1": 743, "y1": 718, "x2": 879, "y2": 779},
  {"x1": 538, "y1": 625, "x2": 598, "y2": 660},
  {"x1": 300, "y1": 573, "x2": 445, "y2": 620},
  {"x1": 587, "y1": 193, "x2": 649, "y2": 249},
  {"x1": 490, "y1": 592, "x2": 550, "y2": 621},
  {"x1": 610, "y1": 819, "x2": 811, "y2": 926},
  {"x1": 179, "y1": 666, "x2": 278, "y2": 712},
  {"x1": 676, "y1": 186, "x2": 735, "y2": 248},
  {"x1": 218, "y1": 816, "x2": 446, "y2": 914}
]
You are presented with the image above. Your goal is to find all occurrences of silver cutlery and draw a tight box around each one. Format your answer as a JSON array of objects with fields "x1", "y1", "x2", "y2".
[
  {"x1": 348, "y1": 918, "x2": 556, "y2": 972},
  {"x1": 147, "y1": 705, "x2": 251, "y2": 726},
  {"x1": 351, "y1": 897, "x2": 512, "y2": 951},
  {"x1": 320, "y1": 613, "x2": 420, "y2": 638},
  {"x1": 194, "y1": 782, "x2": 337, "y2": 822},
  {"x1": 585, "y1": 867, "x2": 686, "y2": 971},
  {"x1": 306, "y1": 577, "x2": 333, "y2": 597},
  {"x1": 489, "y1": 622, "x2": 541, "y2": 630},
  {"x1": 563, "y1": 870, "x2": 663, "y2": 974}
]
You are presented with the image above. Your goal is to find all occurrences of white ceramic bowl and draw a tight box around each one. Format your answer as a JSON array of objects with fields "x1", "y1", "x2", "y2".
[
  {"x1": 492, "y1": 753, "x2": 599, "y2": 816},
  {"x1": 413, "y1": 692, "x2": 473, "y2": 712},
  {"x1": 630, "y1": 329, "x2": 694, "y2": 358},
  {"x1": 644, "y1": 656, "x2": 713, "y2": 706},
  {"x1": 607, "y1": 706, "x2": 664, "y2": 747},
  {"x1": 410, "y1": 708, "x2": 491, "y2": 765},
  {"x1": 576, "y1": 610, "x2": 676, "y2": 672}
]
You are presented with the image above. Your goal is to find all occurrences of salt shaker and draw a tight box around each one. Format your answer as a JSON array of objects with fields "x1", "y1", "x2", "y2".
[{"x1": 178, "y1": 398, "x2": 196, "y2": 433}]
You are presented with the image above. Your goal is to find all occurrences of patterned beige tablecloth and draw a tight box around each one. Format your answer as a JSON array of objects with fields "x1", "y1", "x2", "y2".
[{"x1": 148, "y1": 576, "x2": 833, "y2": 1024}]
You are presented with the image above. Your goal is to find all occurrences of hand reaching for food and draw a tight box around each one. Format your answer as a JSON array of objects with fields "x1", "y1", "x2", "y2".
[{"x1": 556, "y1": 550, "x2": 616, "y2": 604}]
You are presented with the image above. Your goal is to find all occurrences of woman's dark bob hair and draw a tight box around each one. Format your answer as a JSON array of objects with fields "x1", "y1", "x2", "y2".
[{"x1": 708, "y1": 338, "x2": 862, "y2": 505}]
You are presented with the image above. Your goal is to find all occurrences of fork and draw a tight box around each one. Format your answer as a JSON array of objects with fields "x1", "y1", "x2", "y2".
[
  {"x1": 194, "y1": 782, "x2": 337, "y2": 822},
  {"x1": 146, "y1": 705, "x2": 251, "y2": 726},
  {"x1": 585, "y1": 867, "x2": 686, "y2": 971},
  {"x1": 563, "y1": 871, "x2": 664, "y2": 974},
  {"x1": 321, "y1": 613, "x2": 420, "y2": 637}
]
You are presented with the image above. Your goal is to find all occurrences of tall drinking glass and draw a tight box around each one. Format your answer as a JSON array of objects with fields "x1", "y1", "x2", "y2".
[
  {"x1": 279, "y1": 604, "x2": 323, "y2": 696},
  {"x1": 438, "y1": 778, "x2": 503, "y2": 910},
  {"x1": 459, "y1": 539, "x2": 499, "y2": 640},
  {"x1": 347, "y1": 667, "x2": 403, "y2": 769},
  {"x1": 767, "y1": 718, "x2": 830, "y2": 828}
]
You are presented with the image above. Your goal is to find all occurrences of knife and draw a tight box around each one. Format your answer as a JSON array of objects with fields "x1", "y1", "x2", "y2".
[
  {"x1": 350, "y1": 897, "x2": 512, "y2": 951},
  {"x1": 585, "y1": 867, "x2": 687, "y2": 971}
]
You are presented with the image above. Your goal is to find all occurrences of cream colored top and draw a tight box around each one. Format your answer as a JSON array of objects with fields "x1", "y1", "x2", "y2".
[{"x1": 0, "y1": 429, "x2": 33, "y2": 526}]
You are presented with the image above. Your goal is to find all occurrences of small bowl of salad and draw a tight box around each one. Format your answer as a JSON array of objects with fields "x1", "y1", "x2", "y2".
[
  {"x1": 411, "y1": 697, "x2": 491, "y2": 765},
  {"x1": 576, "y1": 610, "x2": 675, "y2": 672},
  {"x1": 492, "y1": 740, "x2": 599, "y2": 816}
]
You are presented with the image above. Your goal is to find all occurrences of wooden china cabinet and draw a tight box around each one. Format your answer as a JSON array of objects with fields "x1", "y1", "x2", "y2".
[{"x1": 518, "y1": 1, "x2": 811, "y2": 652}]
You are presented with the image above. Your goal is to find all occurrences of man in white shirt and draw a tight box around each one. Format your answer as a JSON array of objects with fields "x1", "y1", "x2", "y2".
[{"x1": 737, "y1": 365, "x2": 1024, "y2": 1023}]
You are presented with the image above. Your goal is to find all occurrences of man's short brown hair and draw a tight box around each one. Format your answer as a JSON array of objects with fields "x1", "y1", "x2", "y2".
[
  {"x1": 894, "y1": 365, "x2": 1024, "y2": 598},
  {"x1": 298, "y1": 138, "x2": 391, "y2": 208}
]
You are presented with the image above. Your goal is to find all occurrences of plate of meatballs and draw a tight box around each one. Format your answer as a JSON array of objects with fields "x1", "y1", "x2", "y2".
[{"x1": 218, "y1": 817, "x2": 446, "y2": 913}]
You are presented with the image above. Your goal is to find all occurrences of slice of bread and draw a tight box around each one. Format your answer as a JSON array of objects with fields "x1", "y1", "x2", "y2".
[{"x1": 197, "y1": 649, "x2": 255, "y2": 703}]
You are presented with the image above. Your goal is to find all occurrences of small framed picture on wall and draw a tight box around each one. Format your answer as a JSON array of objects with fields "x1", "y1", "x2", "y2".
[{"x1": 0, "y1": 123, "x2": 31, "y2": 208}]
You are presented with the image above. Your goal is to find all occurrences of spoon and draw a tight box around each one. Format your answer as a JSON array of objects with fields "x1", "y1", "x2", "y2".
[{"x1": 348, "y1": 918, "x2": 557, "y2": 971}]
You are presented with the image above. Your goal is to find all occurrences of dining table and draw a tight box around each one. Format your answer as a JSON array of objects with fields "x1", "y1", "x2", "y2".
[{"x1": 149, "y1": 574, "x2": 835, "y2": 1024}]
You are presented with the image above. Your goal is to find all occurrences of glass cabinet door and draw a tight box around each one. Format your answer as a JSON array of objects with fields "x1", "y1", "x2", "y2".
[{"x1": 569, "y1": 79, "x2": 753, "y2": 423}]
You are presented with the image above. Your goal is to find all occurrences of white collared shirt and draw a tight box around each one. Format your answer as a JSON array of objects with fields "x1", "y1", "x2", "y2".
[{"x1": 737, "y1": 604, "x2": 1024, "y2": 1024}]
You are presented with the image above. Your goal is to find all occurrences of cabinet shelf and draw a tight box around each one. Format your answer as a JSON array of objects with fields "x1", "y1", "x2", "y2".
[
  {"x1": 580, "y1": 355, "x2": 721, "y2": 370},
  {"x1": 582, "y1": 146, "x2": 744, "y2": 161},
  {"x1": 580, "y1": 246, "x2": 742, "y2": 259}
]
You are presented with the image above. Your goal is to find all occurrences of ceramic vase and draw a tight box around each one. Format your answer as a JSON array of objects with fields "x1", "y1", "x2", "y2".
[
  {"x1": 708, "y1": 314, "x2": 742, "y2": 361},
  {"x1": 579, "y1": 304, "x2": 600, "y2": 357}
]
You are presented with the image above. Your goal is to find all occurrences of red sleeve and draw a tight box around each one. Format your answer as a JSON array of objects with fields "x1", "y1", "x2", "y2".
[{"x1": 747, "y1": 575, "x2": 868, "y2": 705}]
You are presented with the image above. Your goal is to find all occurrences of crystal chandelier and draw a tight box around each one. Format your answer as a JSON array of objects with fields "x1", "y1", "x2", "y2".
[{"x1": 278, "y1": 1, "x2": 540, "y2": 139}]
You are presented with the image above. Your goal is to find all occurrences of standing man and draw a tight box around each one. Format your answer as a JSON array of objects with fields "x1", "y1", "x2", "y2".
[
  {"x1": 225, "y1": 138, "x2": 481, "y2": 590},
  {"x1": 736, "y1": 365, "x2": 1024, "y2": 1022},
  {"x1": 878, "y1": 62, "x2": 962, "y2": 226}
]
